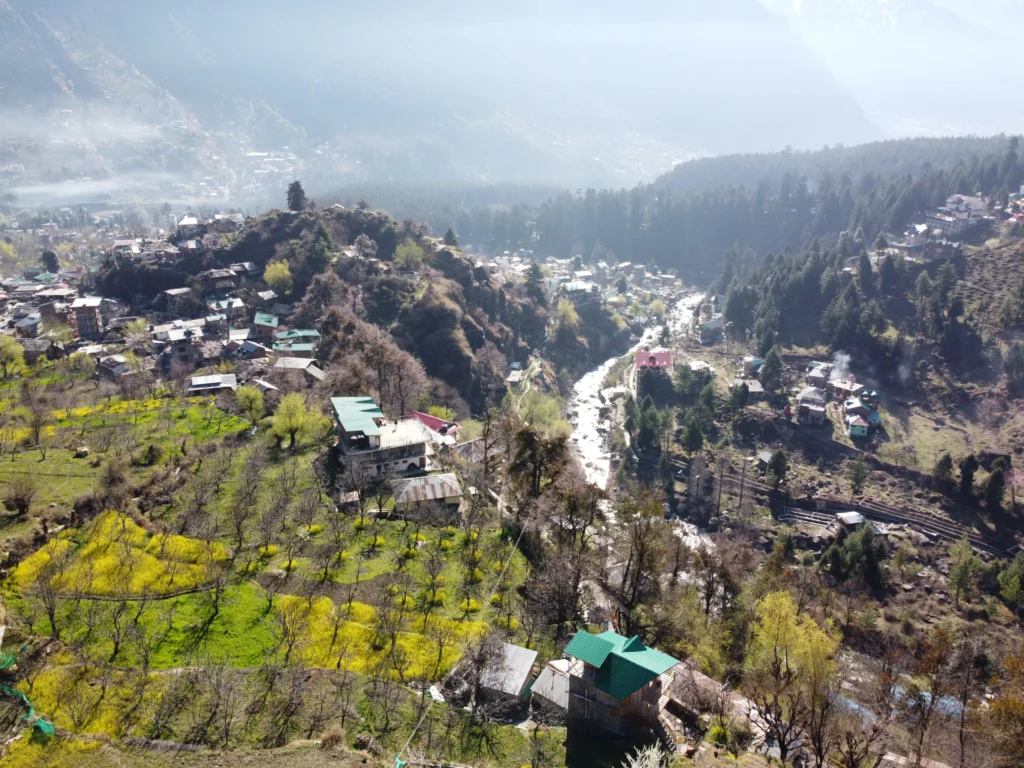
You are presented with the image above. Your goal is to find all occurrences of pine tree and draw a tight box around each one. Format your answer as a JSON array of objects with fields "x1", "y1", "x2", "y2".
[
  {"x1": 287, "y1": 181, "x2": 307, "y2": 212},
  {"x1": 987, "y1": 462, "x2": 1007, "y2": 510},
  {"x1": 959, "y1": 454, "x2": 979, "y2": 498},
  {"x1": 443, "y1": 227, "x2": 458, "y2": 247}
]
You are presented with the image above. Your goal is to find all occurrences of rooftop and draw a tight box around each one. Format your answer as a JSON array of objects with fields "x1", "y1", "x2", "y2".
[
  {"x1": 408, "y1": 410, "x2": 460, "y2": 436},
  {"x1": 331, "y1": 396, "x2": 385, "y2": 437},
  {"x1": 274, "y1": 328, "x2": 321, "y2": 341},
  {"x1": 71, "y1": 296, "x2": 102, "y2": 309},
  {"x1": 377, "y1": 419, "x2": 434, "y2": 450},
  {"x1": 188, "y1": 374, "x2": 237, "y2": 392},
  {"x1": 254, "y1": 312, "x2": 279, "y2": 328},
  {"x1": 392, "y1": 473, "x2": 463, "y2": 506},
  {"x1": 636, "y1": 349, "x2": 672, "y2": 370},
  {"x1": 480, "y1": 642, "x2": 538, "y2": 696},
  {"x1": 563, "y1": 630, "x2": 678, "y2": 701}
]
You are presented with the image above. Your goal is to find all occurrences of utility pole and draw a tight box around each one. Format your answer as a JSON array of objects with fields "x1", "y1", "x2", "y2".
[
  {"x1": 715, "y1": 450, "x2": 724, "y2": 518},
  {"x1": 737, "y1": 455, "x2": 748, "y2": 520}
]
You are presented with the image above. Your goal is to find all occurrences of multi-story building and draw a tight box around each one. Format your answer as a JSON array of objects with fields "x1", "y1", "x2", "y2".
[
  {"x1": 330, "y1": 396, "x2": 434, "y2": 476},
  {"x1": 561, "y1": 630, "x2": 680, "y2": 736},
  {"x1": 71, "y1": 296, "x2": 103, "y2": 340},
  {"x1": 927, "y1": 195, "x2": 986, "y2": 237}
]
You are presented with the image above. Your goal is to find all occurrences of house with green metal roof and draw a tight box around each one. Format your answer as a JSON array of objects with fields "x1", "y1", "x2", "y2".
[
  {"x1": 562, "y1": 629, "x2": 679, "y2": 734},
  {"x1": 330, "y1": 396, "x2": 434, "y2": 476},
  {"x1": 272, "y1": 342, "x2": 314, "y2": 358},
  {"x1": 274, "y1": 328, "x2": 321, "y2": 343},
  {"x1": 251, "y1": 312, "x2": 279, "y2": 342}
]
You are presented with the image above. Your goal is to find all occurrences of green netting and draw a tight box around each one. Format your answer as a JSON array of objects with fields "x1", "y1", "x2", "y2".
[
  {"x1": 35, "y1": 718, "x2": 56, "y2": 736},
  {"x1": 0, "y1": 652, "x2": 16, "y2": 670},
  {"x1": 0, "y1": 684, "x2": 34, "y2": 719}
]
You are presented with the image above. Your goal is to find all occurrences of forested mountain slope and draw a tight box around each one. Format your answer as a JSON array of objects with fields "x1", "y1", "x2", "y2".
[{"x1": 439, "y1": 137, "x2": 1023, "y2": 283}]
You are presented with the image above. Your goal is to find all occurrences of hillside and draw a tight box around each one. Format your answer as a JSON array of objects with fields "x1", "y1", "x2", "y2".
[
  {"x1": 0, "y1": 0, "x2": 879, "y2": 207},
  {"x1": 762, "y1": 0, "x2": 1024, "y2": 135}
]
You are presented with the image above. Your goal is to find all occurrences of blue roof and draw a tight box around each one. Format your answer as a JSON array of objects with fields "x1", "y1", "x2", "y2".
[{"x1": 331, "y1": 397, "x2": 384, "y2": 437}]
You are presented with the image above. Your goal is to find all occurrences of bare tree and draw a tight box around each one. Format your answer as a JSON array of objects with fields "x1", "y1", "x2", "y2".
[
  {"x1": 5, "y1": 472, "x2": 39, "y2": 516},
  {"x1": 28, "y1": 538, "x2": 72, "y2": 639}
]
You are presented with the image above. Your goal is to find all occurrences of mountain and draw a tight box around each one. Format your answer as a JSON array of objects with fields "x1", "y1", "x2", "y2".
[
  {"x1": 0, "y1": 0, "x2": 876, "y2": 208},
  {"x1": 761, "y1": 0, "x2": 1024, "y2": 137},
  {"x1": 930, "y1": 0, "x2": 1024, "y2": 39}
]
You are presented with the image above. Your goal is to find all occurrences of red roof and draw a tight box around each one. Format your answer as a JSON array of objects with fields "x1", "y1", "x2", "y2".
[
  {"x1": 408, "y1": 411, "x2": 460, "y2": 437},
  {"x1": 635, "y1": 349, "x2": 672, "y2": 370}
]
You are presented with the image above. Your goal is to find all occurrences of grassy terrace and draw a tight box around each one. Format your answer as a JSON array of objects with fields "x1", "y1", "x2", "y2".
[{"x1": 0, "y1": 363, "x2": 550, "y2": 768}]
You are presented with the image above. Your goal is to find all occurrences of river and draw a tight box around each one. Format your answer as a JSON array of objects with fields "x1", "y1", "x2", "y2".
[
  {"x1": 567, "y1": 292, "x2": 703, "y2": 489},
  {"x1": 566, "y1": 292, "x2": 709, "y2": 549}
]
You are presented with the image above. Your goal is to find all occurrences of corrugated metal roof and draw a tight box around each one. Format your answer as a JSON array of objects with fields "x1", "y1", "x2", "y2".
[
  {"x1": 331, "y1": 397, "x2": 384, "y2": 437},
  {"x1": 480, "y1": 643, "x2": 538, "y2": 696},
  {"x1": 392, "y1": 473, "x2": 462, "y2": 505},
  {"x1": 564, "y1": 631, "x2": 678, "y2": 701}
]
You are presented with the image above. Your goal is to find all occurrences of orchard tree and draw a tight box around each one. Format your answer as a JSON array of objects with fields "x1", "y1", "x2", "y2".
[
  {"x1": 0, "y1": 336, "x2": 24, "y2": 377},
  {"x1": 273, "y1": 393, "x2": 313, "y2": 449},
  {"x1": 235, "y1": 385, "x2": 265, "y2": 427}
]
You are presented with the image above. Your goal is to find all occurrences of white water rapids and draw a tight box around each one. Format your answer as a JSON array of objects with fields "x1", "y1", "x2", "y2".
[
  {"x1": 566, "y1": 292, "x2": 710, "y2": 549},
  {"x1": 567, "y1": 293, "x2": 703, "y2": 489}
]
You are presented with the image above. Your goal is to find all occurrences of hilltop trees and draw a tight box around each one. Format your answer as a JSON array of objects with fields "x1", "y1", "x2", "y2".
[
  {"x1": 394, "y1": 237, "x2": 426, "y2": 270},
  {"x1": 264, "y1": 260, "x2": 294, "y2": 297},
  {"x1": 442, "y1": 227, "x2": 458, "y2": 247},
  {"x1": 287, "y1": 181, "x2": 308, "y2": 212}
]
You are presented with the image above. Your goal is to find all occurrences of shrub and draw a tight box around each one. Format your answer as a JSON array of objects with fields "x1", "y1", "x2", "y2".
[
  {"x1": 431, "y1": 590, "x2": 447, "y2": 606},
  {"x1": 402, "y1": 548, "x2": 418, "y2": 560},
  {"x1": 459, "y1": 599, "x2": 481, "y2": 614},
  {"x1": 495, "y1": 616, "x2": 519, "y2": 631},
  {"x1": 320, "y1": 725, "x2": 345, "y2": 750},
  {"x1": 141, "y1": 443, "x2": 164, "y2": 466},
  {"x1": 308, "y1": 524, "x2": 323, "y2": 535},
  {"x1": 259, "y1": 544, "x2": 280, "y2": 558},
  {"x1": 468, "y1": 568, "x2": 484, "y2": 584},
  {"x1": 708, "y1": 723, "x2": 729, "y2": 747},
  {"x1": 441, "y1": 526, "x2": 458, "y2": 538},
  {"x1": 440, "y1": 540, "x2": 453, "y2": 551}
]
